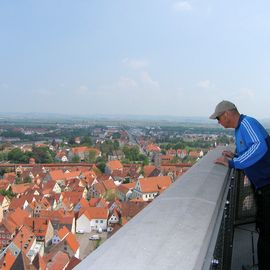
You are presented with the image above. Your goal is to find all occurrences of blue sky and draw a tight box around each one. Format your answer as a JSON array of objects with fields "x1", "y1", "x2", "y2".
[{"x1": 1, "y1": 0, "x2": 270, "y2": 119}]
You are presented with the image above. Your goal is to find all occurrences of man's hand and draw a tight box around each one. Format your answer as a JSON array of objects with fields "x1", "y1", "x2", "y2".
[
  {"x1": 215, "y1": 156, "x2": 229, "y2": 167},
  {"x1": 222, "y1": 150, "x2": 234, "y2": 158}
]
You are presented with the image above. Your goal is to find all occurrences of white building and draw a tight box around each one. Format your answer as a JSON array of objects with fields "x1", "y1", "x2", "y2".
[{"x1": 76, "y1": 207, "x2": 108, "y2": 233}]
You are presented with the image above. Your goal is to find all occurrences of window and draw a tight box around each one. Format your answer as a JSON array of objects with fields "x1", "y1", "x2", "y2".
[
  {"x1": 95, "y1": 220, "x2": 98, "y2": 223},
  {"x1": 100, "y1": 220, "x2": 103, "y2": 223}
]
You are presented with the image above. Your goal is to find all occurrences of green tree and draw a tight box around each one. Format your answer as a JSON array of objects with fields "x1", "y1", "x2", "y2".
[
  {"x1": 170, "y1": 156, "x2": 180, "y2": 164},
  {"x1": 138, "y1": 154, "x2": 149, "y2": 165},
  {"x1": 68, "y1": 137, "x2": 76, "y2": 145},
  {"x1": 51, "y1": 139, "x2": 57, "y2": 147},
  {"x1": 81, "y1": 136, "x2": 93, "y2": 146},
  {"x1": 122, "y1": 177, "x2": 131, "y2": 184},
  {"x1": 173, "y1": 141, "x2": 186, "y2": 150},
  {"x1": 122, "y1": 145, "x2": 149, "y2": 164},
  {"x1": 96, "y1": 156, "x2": 106, "y2": 173},
  {"x1": 113, "y1": 140, "x2": 120, "y2": 150},
  {"x1": 85, "y1": 150, "x2": 96, "y2": 163},
  {"x1": 104, "y1": 190, "x2": 115, "y2": 202},
  {"x1": 0, "y1": 152, "x2": 8, "y2": 162},
  {"x1": 23, "y1": 176, "x2": 32, "y2": 183},
  {"x1": 122, "y1": 145, "x2": 140, "y2": 161},
  {"x1": 0, "y1": 188, "x2": 15, "y2": 199},
  {"x1": 0, "y1": 168, "x2": 9, "y2": 176},
  {"x1": 1, "y1": 130, "x2": 26, "y2": 139},
  {"x1": 8, "y1": 148, "x2": 28, "y2": 163},
  {"x1": 112, "y1": 132, "x2": 121, "y2": 139},
  {"x1": 99, "y1": 141, "x2": 115, "y2": 156},
  {"x1": 71, "y1": 155, "x2": 80, "y2": 163},
  {"x1": 32, "y1": 146, "x2": 54, "y2": 163},
  {"x1": 216, "y1": 135, "x2": 230, "y2": 145},
  {"x1": 15, "y1": 176, "x2": 21, "y2": 184}
]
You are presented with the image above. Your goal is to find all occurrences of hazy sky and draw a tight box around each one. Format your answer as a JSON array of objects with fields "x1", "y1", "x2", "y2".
[{"x1": 1, "y1": 1, "x2": 270, "y2": 119}]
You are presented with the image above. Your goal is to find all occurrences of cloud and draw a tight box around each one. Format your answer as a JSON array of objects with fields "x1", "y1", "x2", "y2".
[
  {"x1": 197, "y1": 79, "x2": 214, "y2": 89},
  {"x1": 122, "y1": 58, "x2": 148, "y2": 69},
  {"x1": 140, "y1": 71, "x2": 160, "y2": 88},
  {"x1": 237, "y1": 88, "x2": 255, "y2": 99},
  {"x1": 118, "y1": 76, "x2": 137, "y2": 89},
  {"x1": 96, "y1": 72, "x2": 159, "y2": 113},
  {"x1": 35, "y1": 89, "x2": 54, "y2": 97},
  {"x1": 173, "y1": 1, "x2": 192, "y2": 12},
  {"x1": 76, "y1": 85, "x2": 90, "y2": 95}
]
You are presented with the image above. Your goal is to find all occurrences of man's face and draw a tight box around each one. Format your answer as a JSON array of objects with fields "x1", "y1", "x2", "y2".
[{"x1": 217, "y1": 111, "x2": 230, "y2": 128}]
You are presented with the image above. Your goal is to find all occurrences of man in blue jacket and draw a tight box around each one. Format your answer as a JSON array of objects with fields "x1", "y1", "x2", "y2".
[{"x1": 210, "y1": 100, "x2": 270, "y2": 270}]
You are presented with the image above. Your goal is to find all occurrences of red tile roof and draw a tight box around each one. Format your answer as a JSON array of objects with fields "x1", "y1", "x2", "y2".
[
  {"x1": 58, "y1": 226, "x2": 79, "y2": 253},
  {"x1": 145, "y1": 144, "x2": 161, "y2": 152},
  {"x1": 106, "y1": 160, "x2": 123, "y2": 171},
  {"x1": 96, "y1": 174, "x2": 112, "y2": 182},
  {"x1": 117, "y1": 182, "x2": 136, "y2": 194},
  {"x1": 13, "y1": 225, "x2": 35, "y2": 254},
  {"x1": 2, "y1": 250, "x2": 16, "y2": 270},
  {"x1": 49, "y1": 170, "x2": 66, "y2": 181},
  {"x1": 1, "y1": 218, "x2": 17, "y2": 234},
  {"x1": 39, "y1": 209, "x2": 74, "y2": 226},
  {"x1": 78, "y1": 197, "x2": 89, "y2": 208},
  {"x1": 24, "y1": 217, "x2": 51, "y2": 237},
  {"x1": 11, "y1": 183, "x2": 34, "y2": 194},
  {"x1": 143, "y1": 165, "x2": 157, "y2": 177},
  {"x1": 120, "y1": 201, "x2": 149, "y2": 218},
  {"x1": 61, "y1": 191, "x2": 82, "y2": 205},
  {"x1": 46, "y1": 251, "x2": 69, "y2": 270},
  {"x1": 8, "y1": 197, "x2": 29, "y2": 211},
  {"x1": 81, "y1": 207, "x2": 108, "y2": 220},
  {"x1": 71, "y1": 146, "x2": 100, "y2": 156},
  {"x1": 138, "y1": 176, "x2": 172, "y2": 193},
  {"x1": 58, "y1": 226, "x2": 70, "y2": 239},
  {"x1": 102, "y1": 179, "x2": 116, "y2": 190},
  {"x1": 7, "y1": 208, "x2": 29, "y2": 227},
  {"x1": 65, "y1": 256, "x2": 81, "y2": 270}
]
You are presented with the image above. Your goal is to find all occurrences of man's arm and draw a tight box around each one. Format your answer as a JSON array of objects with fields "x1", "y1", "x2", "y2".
[{"x1": 229, "y1": 118, "x2": 268, "y2": 169}]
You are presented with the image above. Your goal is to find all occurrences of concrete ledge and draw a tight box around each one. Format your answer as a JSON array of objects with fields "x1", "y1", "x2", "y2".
[{"x1": 75, "y1": 147, "x2": 231, "y2": 270}]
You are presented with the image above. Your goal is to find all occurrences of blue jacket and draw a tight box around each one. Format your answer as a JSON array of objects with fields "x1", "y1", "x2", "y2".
[{"x1": 228, "y1": 114, "x2": 270, "y2": 189}]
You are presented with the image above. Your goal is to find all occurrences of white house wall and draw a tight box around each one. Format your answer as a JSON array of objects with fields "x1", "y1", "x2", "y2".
[
  {"x1": 90, "y1": 219, "x2": 107, "y2": 231},
  {"x1": 76, "y1": 215, "x2": 91, "y2": 233}
]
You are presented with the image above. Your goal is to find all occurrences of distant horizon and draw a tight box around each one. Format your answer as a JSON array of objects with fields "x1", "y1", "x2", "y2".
[
  {"x1": 0, "y1": 111, "x2": 214, "y2": 123},
  {"x1": 1, "y1": 111, "x2": 270, "y2": 125}
]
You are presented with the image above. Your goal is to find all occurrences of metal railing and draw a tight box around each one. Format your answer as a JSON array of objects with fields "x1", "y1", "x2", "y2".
[
  {"x1": 234, "y1": 170, "x2": 256, "y2": 225},
  {"x1": 209, "y1": 170, "x2": 235, "y2": 270},
  {"x1": 208, "y1": 168, "x2": 257, "y2": 270}
]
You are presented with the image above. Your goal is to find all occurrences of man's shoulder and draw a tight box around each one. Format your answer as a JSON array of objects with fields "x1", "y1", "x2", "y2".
[
  {"x1": 241, "y1": 115, "x2": 260, "y2": 125},
  {"x1": 240, "y1": 115, "x2": 268, "y2": 135}
]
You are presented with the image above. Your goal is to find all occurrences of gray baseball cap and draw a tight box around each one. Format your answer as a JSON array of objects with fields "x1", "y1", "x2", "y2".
[{"x1": 209, "y1": 100, "x2": 237, "y2": 119}]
